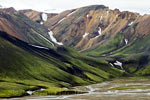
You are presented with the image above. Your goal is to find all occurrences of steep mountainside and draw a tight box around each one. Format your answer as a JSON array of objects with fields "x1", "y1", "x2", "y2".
[
  {"x1": 40, "y1": 5, "x2": 150, "y2": 75},
  {"x1": 0, "y1": 5, "x2": 150, "y2": 98},
  {"x1": 0, "y1": 7, "x2": 56, "y2": 47},
  {"x1": 0, "y1": 31, "x2": 124, "y2": 97},
  {"x1": 19, "y1": 9, "x2": 57, "y2": 24},
  {"x1": 44, "y1": 5, "x2": 150, "y2": 52}
]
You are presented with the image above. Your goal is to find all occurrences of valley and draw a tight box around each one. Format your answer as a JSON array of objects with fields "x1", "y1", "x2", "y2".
[{"x1": 0, "y1": 3, "x2": 149, "y2": 100}]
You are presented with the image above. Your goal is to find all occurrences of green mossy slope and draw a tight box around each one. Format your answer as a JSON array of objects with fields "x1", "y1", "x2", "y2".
[{"x1": 0, "y1": 31, "x2": 123, "y2": 98}]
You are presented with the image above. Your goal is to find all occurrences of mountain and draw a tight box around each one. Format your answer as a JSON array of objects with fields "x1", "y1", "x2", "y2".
[
  {"x1": 0, "y1": 7, "x2": 55, "y2": 47},
  {"x1": 0, "y1": 5, "x2": 150, "y2": 98},
  {"x1": 19, "y1": 9, "x2": 57, "y2": 24},
  {"x1": 0, "y1": 31, "x2": 123, "y2": 97},
  {"x1": 42, "y1": 5, "x2": 150, "y2": 75},
  {"x1": 43, "y1": 5, "x2": 150, "y2": 52},
  {"x1": 0, "y1": 7, "x2": 125, "y2": 98}
]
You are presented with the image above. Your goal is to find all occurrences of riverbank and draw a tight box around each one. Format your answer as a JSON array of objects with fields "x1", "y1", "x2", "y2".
[{"x1": 4, "y1": 76, "x2": 150, "y2": 100}]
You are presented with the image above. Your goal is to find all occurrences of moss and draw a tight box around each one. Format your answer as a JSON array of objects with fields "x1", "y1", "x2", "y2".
[
  {"x1": 83, "y1": 33, "x2": 124, "y2": 56},
  {"x1": 0, "y1": 32, "x2": 124, "y2": 98},
  {"x1": 110, "y1": 85, "x2": 150, "y2": 90}
]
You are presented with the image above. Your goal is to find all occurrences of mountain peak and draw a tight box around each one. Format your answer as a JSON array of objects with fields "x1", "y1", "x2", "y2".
[{"x1": 0, "y1": 7, "x2": 17, "y2": 14}]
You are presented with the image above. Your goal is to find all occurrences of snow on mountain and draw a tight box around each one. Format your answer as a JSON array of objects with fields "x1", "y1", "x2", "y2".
[
  {"x1": 83, "y1": 32, "x2": 89, "y2": 38},
  {"x1": 42, "y1": 13, "x2": 48, "y2": 21},
  {"x1": 98, "y1": 27, "x2": 102, "y2": 35},
  {"x1": 48, "y1": 31, "x2": 63, "y2": 45},
  {"x1": 125, "y1": 39, "x2": 128, "y2": 45}
]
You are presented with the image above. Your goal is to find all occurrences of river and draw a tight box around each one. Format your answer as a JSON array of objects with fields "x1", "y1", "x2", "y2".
[{"x1": 7, "y1": 78, "x2": 150, "y2": 100}]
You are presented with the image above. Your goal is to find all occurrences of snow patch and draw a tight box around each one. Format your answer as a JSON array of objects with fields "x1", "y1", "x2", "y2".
[
  {"x1": 128, "y1": 21, "x2": 134, "y2": 26},
  {"x1": 29, "y1": 44, "x2": 49, "y2": 49},
  {"x1": 26, "y1": 91, "x2": 34, "y2": 95},
  {"x1": 42, "y1": 13, "x2": 48, "y2": 22},
  {"x1": 87, "y1": 14, "x2": 89, "y2": 18},
  {"x1": 98, "y1": 27, "x2": 102, "y2": 35},
  {"x1": 40, "y1": 21, "x2": 43, "y2": 25},
  {"x1": 48, "y1": 31, "x2": 63, "y2": 45},
  {"x1": 67, "y1": 10, "x2": 76, "y2": 17},
  {"x1": 114, "y1": 60, "x2": 124, "y2": 70},
  {"x1": 40, "y1": 88, "x2": 46, "y2": 91},
  {"x1": 83, "y1": 32, "x2": 89, "y2": 38},
  {"x1": 100, "y1": 16, "x2": 103, "y2": 21},
  {"x1": 90, "y1": 27, "x2": 102, "y2": 40},
  {"x1": 106, "y1": 10, "x2": 109, "y2": 16},
  {"x1": 57, "y1": 17, "x2": 66, "y2": 24},
  {"x1": 109, "y1": 63, "x2": 114, "y2": 67},
  {"x1": 125, "y1": 38, "x2": 128, "y2": 45},
  {"x1": 31, "y1": 29, "x2": 54, "y2": 46},
  {"x1": 26, "y1": 88, "x2": 46, "y2": 95}
]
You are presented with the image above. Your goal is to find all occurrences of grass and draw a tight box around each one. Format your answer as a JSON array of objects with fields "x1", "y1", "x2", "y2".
[
  {"x1": 109, "y1": 76, "x2": 150, "y2": 90},
  {"x1": 0, "y1": 31, "x2": 124, "y2": 98},
  {"x1": 110, "y1": 85, "x2": 150, "y2": 90},
  {"x1": 83, "y1": 31, "x2": 150, "y2": 76},
  {"x1": 83, "y1": 33, "x2": 124, "y2": 56},
  {"x1": 3, "y1": 13, "x2": 54, "y2": 48}
]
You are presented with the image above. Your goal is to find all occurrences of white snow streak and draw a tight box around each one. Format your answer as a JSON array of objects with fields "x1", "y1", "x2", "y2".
[
  {"x1": 128, "y1": 21, "x2": 134, "y2": 26},
  {"x1": 29, "y1": 44, "x2": 49, "y2": 49},
  {"x1": 26, "y1": 88, "x2": 45, "y2": 95},
  {"x1": 114, "y1": 60, "x2": 124, "y2": 70},
  {"x1": 40, "y1": 21, "x2": 43, "y2": 25},
  {"x1": 26, "y1": 91, "x2": 34, "y2": 95},
  {"x1": 87, "y1": 14, "x2": 89, "y2": 18},
  {"x1": 98, "y1": 27, "x2": 102, "y2": 35},
  {"x1": 125, "y1": 38, "x2": 128, "y2": 45},
  {"x1": 106, "y1": 10, "x2": 109, "y2": 16},
  {"x1": 100, "y1": 16, "x2": 103, "y2": 21},
  {"x1": 90, "y1": 27, "x2": 102, "y2": 40},
  {"x1": 83, "y1": 32, "x2": 89, "y2": 38},
  {"x1": 48, "y1": 31, "x2": 63, "y2": 45},
  {"x1": 31, "y1": 29, "x2": 54, "y2": 46},
  {"x1": 57, "y1": 17, "x2": 66, "y2": 24},
  {"x1": 109, "y1": 63, "x2": 114, "y2": 67},
  {"x1": 67, "y1": 10, "x2": 76, "y2": 17}
]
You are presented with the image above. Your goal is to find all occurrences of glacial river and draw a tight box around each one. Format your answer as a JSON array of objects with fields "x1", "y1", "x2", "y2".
[{"x1": 7, "y1": 79, "x2": 150, "y2": 100}]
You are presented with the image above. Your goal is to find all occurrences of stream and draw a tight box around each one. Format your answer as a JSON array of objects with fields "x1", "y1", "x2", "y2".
[{"x1": 6, "y1": 79, "x2": 150, "y2": 100}]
